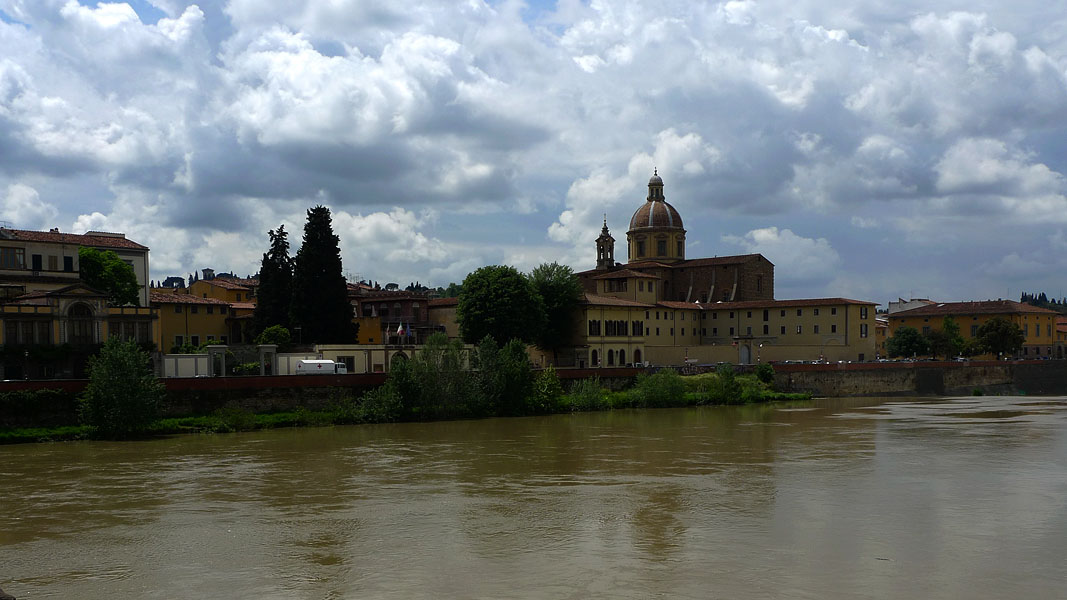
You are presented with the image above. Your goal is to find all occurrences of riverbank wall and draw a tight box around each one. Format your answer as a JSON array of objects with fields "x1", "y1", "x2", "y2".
[
  {"x1": 773, "y1": 360, "x2": 1067, "y2": 397},
  {"x1": 0, "y1": 368, "x2": 641, "y2": 427}
]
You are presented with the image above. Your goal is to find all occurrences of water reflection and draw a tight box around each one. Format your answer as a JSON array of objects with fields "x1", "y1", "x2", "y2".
[{"x1": 2, "y1": 395, "x2": 1066, "y2": 599}]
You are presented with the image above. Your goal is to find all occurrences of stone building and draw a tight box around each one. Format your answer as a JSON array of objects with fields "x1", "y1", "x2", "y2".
[{"x1": 576, "y1": 172, "x2": 774, "y2": 303}]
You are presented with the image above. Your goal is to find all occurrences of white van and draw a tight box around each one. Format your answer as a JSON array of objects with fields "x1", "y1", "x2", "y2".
[{"x1": 295, "y1": 359, "x2": 348, "y2": 375}]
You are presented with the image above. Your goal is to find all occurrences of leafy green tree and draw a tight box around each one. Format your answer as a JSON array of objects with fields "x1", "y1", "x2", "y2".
[
  {"x1": 528, "y1": 262, "x2": 583, "y2": 364},
  {"x1": 975, "y1": 317, "x2": 1025, "y2": 358},
  {"x1": 254, "y1": 325, "x2": 291, "y2": 347},
  {"x1": 472, "y1": 335, "x2": 533, "y2": 416},
  {"x1": 457, "y1": 265, "x2": 546, "y2": 345},
  {"x1": 78, "y1": 247, "x2": 140, "y2": 306},
  {"x1": 925, "y1": 316, "x2": 965, "y2": 360},
  {"x1": 387, "y1": 332, "x2": 484, "y2": 419},
  {"x1": 290, "y1": 206, "x2": 355, "y2": 344},
  {"x1": 887, "y1": 326, "x2": 930, "y2": 358},
  {"x1": 529, "y1": 366, "x2": 564, "y2": 413},
  {"x1": 78, "y1": 337, "x2": 164, "y2": 438},
  {"x1": 252, "y1": 225, "x2": 293, "y2": 337}
]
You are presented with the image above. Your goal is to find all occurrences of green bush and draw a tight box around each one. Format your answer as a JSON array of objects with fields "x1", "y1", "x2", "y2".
[
  {"x1": 210, "y1": 404, "x2": 256, "y2": 432},
  {"x1": 566, "y1": 376, "x2": 604, "y2": 411},
  {"x1": 630, "y1": 368, "x2": 685, "y2": 408},
  {"x1": 255, "y1": 325, "x2": 291, "y2": 347},
  {"x1": 78, "y1": 337, "x2": 165, "y2": 438},
  {"x1": 232, "y1": 361, "x2": 261, "y2": 376},
  {"x1": 355, "y1": 386, "x2": 403, "y2": 423},
  {"x1": 754, "y1": 363, "x2": 775, "y2": 385},
  {"x1": 529, "y1": 367, "x2": 564, "y2": 413}
]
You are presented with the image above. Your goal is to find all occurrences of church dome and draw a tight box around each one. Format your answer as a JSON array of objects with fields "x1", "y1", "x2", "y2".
[{"x1": 628, "y1": 170, "x2": 683, "y2": 231}]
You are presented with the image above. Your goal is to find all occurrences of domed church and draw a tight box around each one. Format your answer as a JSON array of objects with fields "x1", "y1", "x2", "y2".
[{"x1": 579, "y1": 170, "x2": 774, "y2": 304}]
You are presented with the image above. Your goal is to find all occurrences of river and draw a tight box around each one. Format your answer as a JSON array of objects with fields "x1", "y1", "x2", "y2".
[{"x1": 2, "y1": 395, "x2": 1066, "y2": 599}]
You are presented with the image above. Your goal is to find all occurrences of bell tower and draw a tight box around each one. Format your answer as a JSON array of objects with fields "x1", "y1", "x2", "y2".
[{"x1": 596, "y1": 216, "x2": 615, "y2": 270}]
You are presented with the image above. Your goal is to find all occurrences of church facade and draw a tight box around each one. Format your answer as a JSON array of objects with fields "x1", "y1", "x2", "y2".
[{"x1": 545, "y1": 172, "x2": 877, "y2": 368}]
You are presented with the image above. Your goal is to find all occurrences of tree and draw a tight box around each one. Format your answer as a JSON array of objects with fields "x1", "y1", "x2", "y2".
[
  {"x1": 472, "y1": 335, "x2": 533, "y2": 416},
  {"x1": 252, "y1": 225, "x2": 294, "y2": 336},
  {"x1": 925, "y1": 316, "x2": 964, "y2": 360},
  {"x1": 887, "y1": 326, "x2": 929, "y2": 358},
  {"x1": 254, "y1": 325, "x2": 291, "y2": 347},
  {"x1": 78, "y1": 247, "x2": 140, "y2": 306},
  {"x1": 457, "y1": 265, "x2": 546, "y2": 345},
  {"x1": 78, "y1": 337, "x2": 164, "y2": 438},
  {"x1": 290, "y1": 206, "x2": 355, "y2": 344},
  {"x1": 975, "y1": 317, "x2": 1025, "y2": 358},
  {"x1": 528, "y1": 262, "x2": 583, "y2": 364}
]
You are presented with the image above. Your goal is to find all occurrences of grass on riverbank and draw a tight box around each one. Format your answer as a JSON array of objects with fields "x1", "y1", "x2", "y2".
[{"x1": 0, "y1": 369, "x2": 809, "y2": 444}]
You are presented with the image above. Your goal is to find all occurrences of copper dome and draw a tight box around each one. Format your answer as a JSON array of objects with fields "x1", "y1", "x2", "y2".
[{"x1": 628, "y1": 171, "x2": 684, "y2": 231}]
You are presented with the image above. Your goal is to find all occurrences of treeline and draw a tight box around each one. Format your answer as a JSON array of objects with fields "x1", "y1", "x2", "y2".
[{"x1": 1020, "y1": 292, "x2": 1067, "y2": 314}]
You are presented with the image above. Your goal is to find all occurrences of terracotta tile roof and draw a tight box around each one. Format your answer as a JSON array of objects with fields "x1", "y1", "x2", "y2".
[
  {"x1": 891, "y1": 300, "x2": 1058, "y2": 318},
  {"x1": 428, "y1": 297, "x2": 459, "y2": 307},
  {"x1": 0, "y1": 228, "x2": 148, "y2": 250},
  {"x1": 230, "y1": 301, "x2": 256, "y2": 310},
  {"x1": 203, "y1": 278, "x2": 250, "y2": 291},
  {"x1": 150, "y1": 291, "x2": 229, "y2": 305},
  {"x1": 215, "y1": 276, "x2": 258, "y2": 287},
  {"x1": 703, "y1": 297, "x2": 876, "y2": 310},
  {"x1": 590, "y1": 269, "x2": 662, "y2": 280},
  {"x1": 581, "y1": 293, "x2": 653, "y2": 308},
  {"x1": 657, "y1": 300, "x2": 702, "y2": 309}
]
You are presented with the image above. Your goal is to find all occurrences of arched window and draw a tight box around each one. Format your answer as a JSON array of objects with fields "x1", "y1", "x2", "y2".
[
  {"x1": 68, "y1": 303, "x2": 94, "y2": 345},
  {"x1": 412, "y1": 302, "x2": 421, "y2": 321},
  {"x1": 634, "y1": 349, "x2": 642, "y2": 365},
  {"x1": 591, "y1": 349, "x2": 599, "y2": 366},
  {"x1": 619, "y1": 349, "x2": 625, "y2": 365},
  {"x1": 607, "y1": 350, "x2": 615, "y2": 366}
]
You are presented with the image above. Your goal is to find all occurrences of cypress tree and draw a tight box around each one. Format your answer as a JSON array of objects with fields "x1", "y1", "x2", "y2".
[
  {"x1": 252, "y1": 224, "x2": 294, "y2": 337},
  {"x1": 290, "y1": 206, "x2": 355, "y2": 344}
]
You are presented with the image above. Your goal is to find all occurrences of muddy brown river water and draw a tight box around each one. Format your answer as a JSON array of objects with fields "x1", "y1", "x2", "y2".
[{"x1": 2, "y1": 395, "x2": 1066, "y2": 599}]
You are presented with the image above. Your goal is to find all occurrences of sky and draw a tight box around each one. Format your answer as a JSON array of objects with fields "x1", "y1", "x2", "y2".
[{"x1": 1, "y1": 0, "x2": 1066, "y2": 305}]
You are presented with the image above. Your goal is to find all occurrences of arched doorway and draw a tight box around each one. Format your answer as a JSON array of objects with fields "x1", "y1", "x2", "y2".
[
  {"x1": 739, "y1": 344, "x2": 751, "y2": 364},
  {"x1": 591, "y1": 349, "x2": 599, "y2": 367},
  {"x1": 389, "y1": 351, "x2": 408, "y2": 370},
  {"x1": 68, "y1": 303, "x2": 94, "y2": 345},
  {"x1": 619, "y1": 349, "x2": 626, "y2": 365},
  {"x1": 607, "y1": 349, "x2": 615, "y2": 366},
  {"x1": 633, "y1": 349, "x2": 642, "y2": 365}
]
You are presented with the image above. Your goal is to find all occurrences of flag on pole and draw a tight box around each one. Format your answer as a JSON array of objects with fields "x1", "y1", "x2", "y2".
[{"x1": 397, "y1": 323, "x2": 404, "y2": 336}]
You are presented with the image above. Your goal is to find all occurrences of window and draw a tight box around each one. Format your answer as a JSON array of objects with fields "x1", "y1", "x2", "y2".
[
  {"x1": 68, "y1": 304, "x2": 94, "y2": 344},
  {"x1": 202, "y1": 294, "x2": 207, "y2": 298},
  {"x1": 670, "y1": 328, "x2": 674, "y2": 336},
  {"x1": 639, "y1": 281, "x2": 644, "y2": 291},
  {"x1": 207, "y1": 335, "x2": 215, "y2": 342},
  {"x1": 221, "y1": 336, "x2": 228, "y2": 344},
  {"x1": 831, "y1": 307, "x2": 837, "y2": 315},
  {"x1": 746, "y1": 326, "x2": 751, "y2": 335},
  {"x1": 702, "y1": 328, "x2": 706, "y2": 336},
  {"x1": 763, "y1": 310, "x2": 769, "y2": 321},
  {"x1": 31, "y1": 254, "x2": 42, "y2": 271},
  {"x1": 174, "y1": 335, "x2": 184, "y2": 347},
  {"x1": 860, "y1": 324, "x2": 869, "y2": 338},
  {"x1": 780, "y1": 326, "x2": 786, "y2": 335},
  {"x1": 645, "y1": 311, "x2": 649, "y2": 319},
  {"x1": 637, "y1": 241, "x2": 645, "y2": 256},
  {"x1": 780, "y1": 310, "x2": 786, "y2": 317},
  {"x1": 588, "y1": 320, "x2": 601, "y2": 336},
  {"x1": 729, "y1": 312, "x2": 734, "y2": 318},
  {"x1": 220, "y1": 306, "x2": 227, "y2": 314},
  {"x1": 607, "y1": 350, "x2": 615, "y2": 366},
  {"x1": 412, "y1": 303, "x2": 421, "y2": 321},
  {"x1": 971, "y1": 325, "x2": 978, "y2": 336},
  {"x1": 63, "y1": 256, "x2": 74, "y2": 272},
  {"x1": 207, "y1": 306, "x2": 214, "y2": 314},
  {"x1": 657, "y1": 240, "x2": 667, "y2": 255},
  {"x1": 860, "y1": 306, "x2": 869, "y2": 319},
  {"x1": 48, "y1": 255, "x2": 58, "y2": 271},
  {"x1": 174, "y1": 305, "x2": 182, "y2": 314},
  {"x1": 814, "y1": 308, "x2": 820, "y2": 316},
  {"x1": 681, "y1": 328, "x2": 685, "y2": 336},
  {"x1": 0, "y1": 247, "x2": 25, "y2": 269},
  {"x1": 729, "y1": 327, "x2": 735, "y2": 335},
  {"x1": 191, "y1": 306, "x2": 198, "y2": 314},
  {"x1": 796, "y1": 325, "x2": 802, "y2": 334},
  {"x1": 656, "y1": 328, "x2": 660, "y2": 336},
  {"x1": 1024, "y1": 324, "x2": 1029, "y2": 336},
  {"x1": 796, "y1": 309, "x2": 802, "y2": 316},
  {"x1": 922, "y1": 326, "x2": 930, "y2": 335},
  {"x1": 236, "y1": 293, "x2": 243, "y2": 301},
  {"x1": 191, "y1": 335, "x2": 200, "y2": 346},
  {"x1": 747, "y1": 311, "x2": 752, "y2": 318},
  {"x1": 831, "y1": 324, "x2": 837, "y2": 333},
  {"x1": 713, "y1": 327, "x2": 718, "y2": 335},
  {"x1": 713, "y1": 312, "x2": 718, "y2": 320},
  {"x1": 1048, "y1": 325, "x2": 1052, "y2": 336},
  {"x1": 814, "y1": 325, "x2": 820, "y2": 334},
  {"x1": 763, "y1": 324, "x2": 769, "y2": 335},
  {"x1": 676, "y1": 240, "x2": 683, "y2": 257},
  {"x1": 757, "y1": 275, "x2": 763, "y2": 292},
  {"x1": 681, "y1": 313, "x2": 685, "y2": 321},
  {"x1": 656, "y1": 311, "x2": 660, "y2": 320}
]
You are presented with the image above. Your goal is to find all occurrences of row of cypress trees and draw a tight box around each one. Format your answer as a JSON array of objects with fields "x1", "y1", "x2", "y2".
[{"x1": 252, "y1": 206, "x2": 356, "y2": 344}]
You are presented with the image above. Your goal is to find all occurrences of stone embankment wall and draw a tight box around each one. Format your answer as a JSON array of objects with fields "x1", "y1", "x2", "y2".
[{"x1": 774, "y1": 360, "x2": 1067, "y2": 397}]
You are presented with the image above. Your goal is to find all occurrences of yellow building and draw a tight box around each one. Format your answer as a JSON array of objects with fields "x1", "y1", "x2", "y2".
[
  {"x1": 1055, "y1": 316, "x2": 1067, "y2": 360},
  {"x1": 187, "y1": 277, "x2": 254, "y2": 303},
  {"x1": 888, "y1": 300, "x2": 1058, "y2": 358},
  {"x1": 1, "y1": 283, "x2": 157, "y2": 378},
  {"x1": 150, "y1": 290, "x2": 231, "y2": 351}
]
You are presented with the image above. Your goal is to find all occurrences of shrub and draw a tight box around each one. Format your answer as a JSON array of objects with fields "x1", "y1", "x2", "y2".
[
  {"x1": 754, "y1": 363, "x2": 775, "y2": 385},
  {"x1": 529, "y1": 367, "x2": 564, "y2": 413},
  {"x1": 255, "y1": 325, "x2": 291, "y2": 347},
  {"x1": 78, "y1": 337, "x2": 165, "y2": 438},
  {"x1": 567, "y1": 376, "x2": 604, "y2": 411},
  {"x1": 232, "y1": 361, "x2": 261, "y2": 376},
  {"x1": 631, "y1": 368, "x2": 685, "y2": 408},
  {"x1": 355, "y1": 386, "x2": 403, "y2": 423},
  {"x1": 211, "y1": 404, "x2": 256, "y2": 432},
  {"x1": 473, "y1": 336, "x2": 533, "y2": 416}
]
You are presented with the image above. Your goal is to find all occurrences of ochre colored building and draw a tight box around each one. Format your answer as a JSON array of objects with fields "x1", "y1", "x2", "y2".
[
  {"x1": 150, "y1": 290, "x2": 231, "y2": 351},
  {"x1": 888, "y1": 300, "x2": 1059, "y2": 359}
]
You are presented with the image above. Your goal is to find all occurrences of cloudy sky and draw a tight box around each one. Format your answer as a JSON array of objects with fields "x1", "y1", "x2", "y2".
[{"x1": 2, "y1": 0, "x2": 1066, "y2": 304}]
